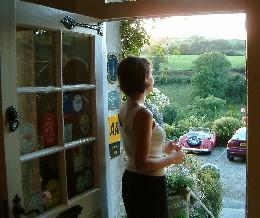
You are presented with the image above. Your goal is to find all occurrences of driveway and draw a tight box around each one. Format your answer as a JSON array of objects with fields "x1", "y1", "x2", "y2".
[{"x1": 195, "y1": 147, "x2": 246, "y2": 218}]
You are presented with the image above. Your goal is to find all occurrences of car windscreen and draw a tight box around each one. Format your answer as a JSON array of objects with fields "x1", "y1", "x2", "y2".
[
  {"x1": 231, "y1": 127, "x2": 247, "y2": 141},
  {"x1": 186, "y1": 131, "x2": 211, "y2": 139}
]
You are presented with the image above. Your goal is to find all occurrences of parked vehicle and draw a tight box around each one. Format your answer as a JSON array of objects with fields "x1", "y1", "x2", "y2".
[
  {"x1": 226, "y1": 127, "x2": 247, "y2": 161},
  {"x1": 178, "y1": 127, "x2": 216, "y2": 154}
]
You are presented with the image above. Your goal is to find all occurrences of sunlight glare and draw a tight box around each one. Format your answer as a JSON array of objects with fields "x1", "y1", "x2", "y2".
[{"x1": 143, "y1": 14, "x2": 246, "y2": 40}]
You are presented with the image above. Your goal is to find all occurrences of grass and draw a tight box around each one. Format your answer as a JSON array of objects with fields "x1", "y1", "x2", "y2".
[
  {"x1": 161, "y1": 55, "x2": 246, "y2": 71},
  {"x1": 156, "y1": 83, "x2": 194, "y2": 109}
]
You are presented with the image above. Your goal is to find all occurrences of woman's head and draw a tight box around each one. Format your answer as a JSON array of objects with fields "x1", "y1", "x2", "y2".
[{"x1": 117, "y1": 56, "x2": 153, "y2": 98}]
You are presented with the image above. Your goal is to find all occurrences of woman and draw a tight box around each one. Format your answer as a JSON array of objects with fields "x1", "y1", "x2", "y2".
[{"x1": 118, "y1": 56, "x2": 184, "y2": 218}]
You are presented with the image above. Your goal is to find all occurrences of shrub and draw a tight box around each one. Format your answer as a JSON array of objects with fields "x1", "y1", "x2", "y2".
[
  {"x1": 166, "y1": 155, "x2": 199, "y2": 196},
  {"x1": 166, "y1": 171, "x2": 194, "y2": 196},
  {"x1": 154, "y1": 74, "x2": 191, "y2": 85},
  {"x1": 178, "y1": 96, "x2": 226, "y2": 122},
  {"x1": 196, "y1": 167, "x2": 223, "y2": 217},
  {"x1": 145, "y1": 88, "x2": 170, "y2": 126},
  {"x1": 163, "y1": 105, "x2": 177, "y2": 125},
  {"x1": 230, "y1": 67, "x2": 245, "y2": 74},
  {"x1": 163, "y1": 123, "x2": 175, "y2": 139},
  {"x1": 166, "y1": 154, "x2": 223, "y2": 218},
  {"x1": 211, "y1": 116, "x2": 242, "y2": 145},
  {"x1": 225, "y1": 73, "x2": 246, "y2": 104},
  {"x1": 172, "y1": 116, "x2": 209, "y2": 140}
]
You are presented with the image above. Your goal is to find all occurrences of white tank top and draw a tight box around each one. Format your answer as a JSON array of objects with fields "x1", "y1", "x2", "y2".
[{"x1": 119, "y1": 104, "x2": 166, "y2": 176}]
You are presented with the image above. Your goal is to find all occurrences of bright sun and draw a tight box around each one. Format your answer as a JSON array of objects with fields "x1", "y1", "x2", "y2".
[{"x1": 143, "y1": 13, "x2": 246, "y2": 40}]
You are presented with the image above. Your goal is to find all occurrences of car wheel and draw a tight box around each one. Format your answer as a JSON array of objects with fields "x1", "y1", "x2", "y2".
[
  {"x1": 186, "y1": 135, "x2": 201, "y2": 147},
  {"x1": 227, "y1": 153, "x2": 234, "y2": 161}
]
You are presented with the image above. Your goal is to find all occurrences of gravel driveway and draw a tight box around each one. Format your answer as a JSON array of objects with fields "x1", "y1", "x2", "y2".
[{"x1": 195, "y1": 146, "x2": 246, "y2": 217}]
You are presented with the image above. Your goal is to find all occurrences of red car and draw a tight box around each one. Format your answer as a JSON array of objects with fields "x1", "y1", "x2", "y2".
[
  {"x1": 178, "y1": 127, "x2": 216, "y2": 154},
  {"x1": 226, "y1": 127, "x2": 247, "y2": 161}
]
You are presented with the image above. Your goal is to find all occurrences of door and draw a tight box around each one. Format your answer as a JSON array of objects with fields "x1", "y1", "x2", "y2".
[{"x1": 1, "y1": 1, "x2": 107, "y2": 217}]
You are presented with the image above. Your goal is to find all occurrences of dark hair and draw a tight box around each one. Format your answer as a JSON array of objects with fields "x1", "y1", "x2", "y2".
[{"x1": 117, "y1": 56, "x2": 151, "y2": 97}]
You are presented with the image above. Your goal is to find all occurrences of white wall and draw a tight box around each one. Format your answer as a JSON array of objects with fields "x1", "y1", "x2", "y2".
[{"x1": 105, "y1": 21, "x2": 126, "y2": 218}]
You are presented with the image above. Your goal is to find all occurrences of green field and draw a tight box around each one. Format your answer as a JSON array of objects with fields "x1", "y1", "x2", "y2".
[
  {"x1": 156, "y1": 83, "x2": 194, "y2": 109},
  {"x1": 162, "y1": 55, "x2": 246, "y2": 71}
]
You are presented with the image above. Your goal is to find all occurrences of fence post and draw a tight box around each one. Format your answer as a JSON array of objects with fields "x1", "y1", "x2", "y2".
[{"x1": 186, "y1": 191, "x2": 190, "y2": 218}]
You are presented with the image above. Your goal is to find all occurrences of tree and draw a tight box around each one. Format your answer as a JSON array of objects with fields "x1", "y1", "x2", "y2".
[
  {"x1": 120, "y1": 19, "x2": 150, "y2": 58},
  {"x1": 148, "y1": 44, "x2": 168, "y2": 74},
  {"x1": 191, "y1": 51, "x2": 231, "y2": 98},
  {"x1": 225, "y1": 73, "x2": 246, "y2": 104}
]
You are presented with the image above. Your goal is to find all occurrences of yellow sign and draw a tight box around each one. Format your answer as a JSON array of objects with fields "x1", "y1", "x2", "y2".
[{"x1": 108, "y1": 115, "x2": 120, "y2": 144}]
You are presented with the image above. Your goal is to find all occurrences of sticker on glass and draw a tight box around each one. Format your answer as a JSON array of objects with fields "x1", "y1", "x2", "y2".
[
  {"x1": 84, "y1": 168, "x2": 94, "y2": 189},
  {"x1": 44, "y1": 179, "x2": 61, "y2": 210},
  {"x1": 79, "y1": 114, "x2": 91, "y2": 136},
  {"x1": 75, "y1": 175, "x2": 85, "y2": 193},
  {"x1": 73, "y1": 149, "x2": 84, "y2": 172},
  {"x1": 63, "y1": 93, "x2": 73, "y2": 113},
  {"x1": 73, "y1": 94, "x2": 83, "y2": 112},
  {"x1": 41, "y1": 112, "x2": 57, "y2": 147},
  {"x1": 19, "y1": 122, "x2": 37, "y2": 154},
  {"x1": 64, "y1": 123, "x2": 72, "y2": 142}
]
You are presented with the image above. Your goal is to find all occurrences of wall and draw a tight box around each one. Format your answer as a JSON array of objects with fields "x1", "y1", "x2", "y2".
[{"x1": 105, "y1": 21, "x2": 126, "y2": 218}]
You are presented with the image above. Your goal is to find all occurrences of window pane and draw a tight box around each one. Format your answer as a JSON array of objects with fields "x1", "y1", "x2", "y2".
[
  {"x1": 65, "y1": 143, "x2": 95, "y2": 199},
  {"x1": 21, "y1": 153, "x2": 61, "y2": 214},
  {"x1": 62, "y1": 32, "x2": 92, "y2": 85},
  {"x1": 18, "y1": 93, "x2": 60, "y2": 155},
  {"x1": 16, "y1": 28, "x2": 58, "y2": 87},
  {"x1": 63, "y1": 90, "x2": 93, "y2": 142}
]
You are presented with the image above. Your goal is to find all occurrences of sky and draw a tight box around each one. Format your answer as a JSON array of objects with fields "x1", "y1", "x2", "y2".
[{"x1": 143, "y1": 13, "x2": 246, "y2": 40}]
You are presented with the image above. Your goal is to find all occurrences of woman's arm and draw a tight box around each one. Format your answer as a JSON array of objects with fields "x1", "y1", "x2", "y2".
[
  {"x1": 134, "y1": 108, "x2": 184, "y2": 172},
  {"x1": 162, "y1": 141, "x2": 181, "y2": 154}
]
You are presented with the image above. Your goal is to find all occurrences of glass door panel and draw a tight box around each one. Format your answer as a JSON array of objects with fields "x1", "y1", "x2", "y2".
[
  {"x1": 16, "y1": 25, "x2": 64, "y2": 217},
  {"x1": 65, "y1": 143, "x2": 95, "y2": 199},
  {"x1": 63, "y1": 90, "x2": 93, "y2": 142},
  {"x1": 21, "y1": 153, "x2": 61, "y2": 215},
  {"x1": 13, "y1": 3, "x2": 104, "y2": 217},
  {"x1": 62, "y1": 32, "x2": 92, "y2": 85},
  {"x1": 16, "y1": 28, "x2": 58, "y2": 87},
  {"x1": 18, "y1": 92, "x2": 60, "y2": 155}
]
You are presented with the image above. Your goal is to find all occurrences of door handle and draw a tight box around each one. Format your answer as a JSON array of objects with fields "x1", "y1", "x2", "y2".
[{"x1": 6, "y1": 106, "x2": 19, "y2": 132}]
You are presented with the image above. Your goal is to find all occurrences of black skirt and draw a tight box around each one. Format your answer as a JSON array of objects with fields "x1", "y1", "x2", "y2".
[{"x1": 122, "y1": 170, "x2": 168, "y2": 218}]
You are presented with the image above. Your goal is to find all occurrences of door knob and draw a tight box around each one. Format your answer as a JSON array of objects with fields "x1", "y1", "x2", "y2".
[{"x1": 6, "y1": 106, "x2": 19, "y2": 132}]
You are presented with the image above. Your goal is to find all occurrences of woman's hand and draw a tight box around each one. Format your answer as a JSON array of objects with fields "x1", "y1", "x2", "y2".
[
  {"x1": 169, "y1": 150, "x2": 185, "y2": 164},
  {"x1": 164, "y1": 141, "x2": 181, "y2": 154}
]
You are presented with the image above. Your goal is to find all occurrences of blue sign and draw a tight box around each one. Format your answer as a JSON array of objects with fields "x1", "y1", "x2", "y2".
[
  {"x1": 107, "y1": 53, "x2": 118, "y2": 84},
  {"x1": 108, "y1": 90, "x2": 120, "y2": 111},
  {"x1": 63, "y1": 93, "x2": 73, "y2": 113}
]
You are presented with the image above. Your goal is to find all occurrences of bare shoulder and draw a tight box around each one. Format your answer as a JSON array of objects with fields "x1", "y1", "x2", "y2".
[
  {"x1": 119, "y1": 102, "x2": 127, "y2": 117},
  {"x1": 135, "y1": 107, "x2": 153, "y2": 125}
]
